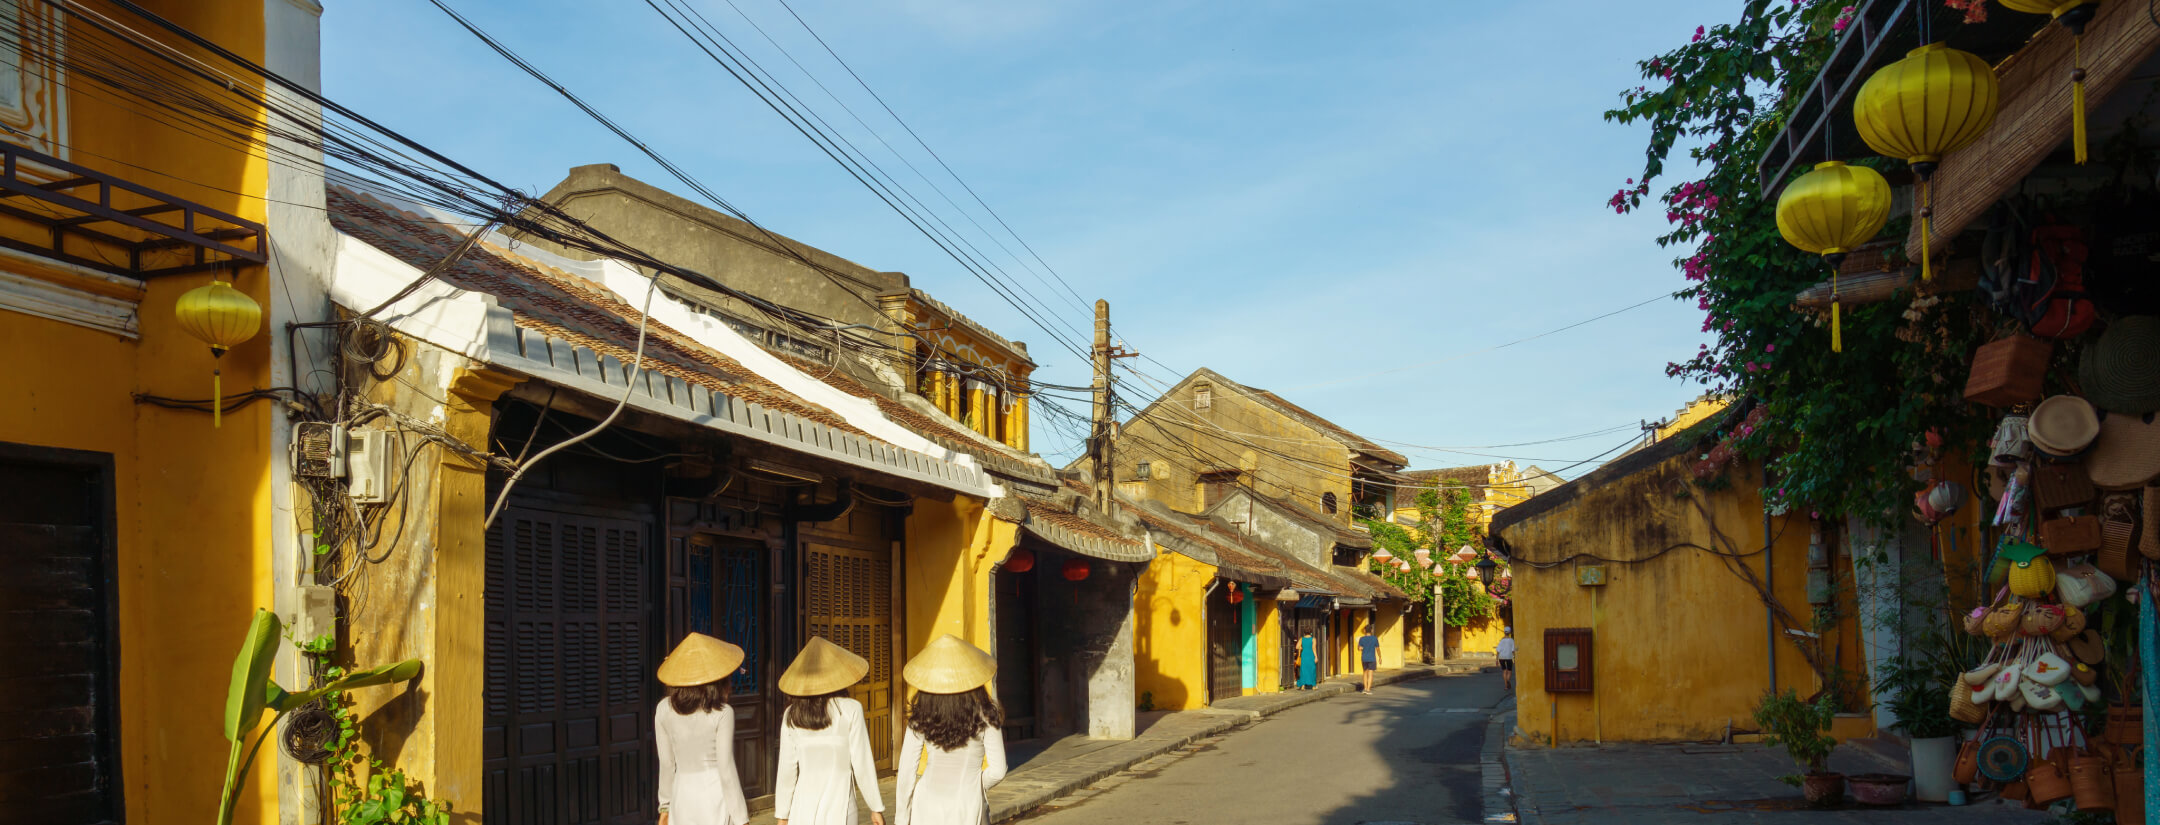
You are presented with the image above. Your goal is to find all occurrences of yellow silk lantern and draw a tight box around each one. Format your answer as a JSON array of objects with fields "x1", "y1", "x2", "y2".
[
  {"x1": 1776, "y1": 161, "x2": 1891, "y2": 353},
  {"x1": 174, "y1": 278, "x2": 262, "y2": 428},
  {"x1": 1854, "y1": 42, "x2": 1999, "y2": 282},
  {"x1": 1998, "y1": 0, "x2": 2099, "y2": 164}
]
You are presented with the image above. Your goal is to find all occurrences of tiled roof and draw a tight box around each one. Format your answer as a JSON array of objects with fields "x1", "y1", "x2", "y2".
[
  {"x1": 904, "y1": 288, "x2": 1032, "y2": 367},
  {"x1": 1247, "y1": 387, "x2": 1410, "y2": 468},
  {"x1": 770, "y1": 351, "x2": 1054, "y2": 485}
]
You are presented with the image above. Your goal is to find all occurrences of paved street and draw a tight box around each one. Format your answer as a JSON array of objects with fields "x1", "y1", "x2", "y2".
[{"x1": 1021, "y1": 673, "x2": 1512, "y2": 825}]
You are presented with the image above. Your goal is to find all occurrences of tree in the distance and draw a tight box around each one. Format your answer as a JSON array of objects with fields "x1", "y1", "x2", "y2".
[{"x1": 1361, "y1": 484, "x2": 1496, "y2": 636}]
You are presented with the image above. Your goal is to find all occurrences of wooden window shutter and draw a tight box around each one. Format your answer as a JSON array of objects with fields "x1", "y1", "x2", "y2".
[{"x1": 1543, "y1": 627, "x2": 1592, "y2": 693}]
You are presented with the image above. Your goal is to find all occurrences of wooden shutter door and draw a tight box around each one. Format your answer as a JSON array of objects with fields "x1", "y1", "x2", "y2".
[
  {"x1": 484, "y1": 506, "x2": 653, "y2": 825},
  {"x1": 803, "y1": 542, "x2": 894, "y2": 769},
  {"x1": 1205, "y1": 588, "x2": 1242, "y2": 703}
]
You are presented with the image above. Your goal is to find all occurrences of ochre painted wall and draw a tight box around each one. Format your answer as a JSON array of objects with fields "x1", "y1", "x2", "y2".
[
  {"x1": 903, "y1": 496, "x2": 1017, "y2": 661},
  {"x1": 1455, "y1": 614, "x2": 1505, "y2": 655},
  {"x1": 1254, "y1": 598, "x2": 1282, "y2": 693},
  {"x1": 1109, "y1": 376, "x2": 1356, "y2": 521},
  {"x1": 0, "y1": 2, "x2": 278, "y2": 822},
  {"x1": 1502, "y1": 457, "x2": 1869, "y2": 744},
  {"x1": 1377, "y1": 603, "x2": 1405, "y2": 669},
  {"x1": 1133, "y1": 550, "x2": 1215, "y2": 711}
]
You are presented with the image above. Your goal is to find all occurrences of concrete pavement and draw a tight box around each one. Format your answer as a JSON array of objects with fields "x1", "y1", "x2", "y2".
[{"x1": 1021, "y1": 670, "x2": 1513, "y2": 825}]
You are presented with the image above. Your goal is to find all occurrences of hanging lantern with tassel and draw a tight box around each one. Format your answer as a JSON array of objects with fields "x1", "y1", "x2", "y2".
[
  {"x1": 1776, "y1": 161, "x2": 1893, "y2": 353},
  {"x1": 1853, "y1": 42, "x2": 1999, "y2": 282},
  {"x1": 174, "y1": 277, "x2": 262, "y2": 428},
  {"x1": 1998, "y1": 0, "x2": 2099, "y2": 164}
]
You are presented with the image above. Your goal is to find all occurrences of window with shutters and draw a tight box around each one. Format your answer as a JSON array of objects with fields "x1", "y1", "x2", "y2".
[
  {"x1": 1197, "y1": 469, "x2": 1240, "y2": 509},
  {"x1": 1193, "y1": 384, "x2": 1212, "y2": 411},
  {"x1": 1544, "y1": 628, "x2": 1593, "y2": 693}
]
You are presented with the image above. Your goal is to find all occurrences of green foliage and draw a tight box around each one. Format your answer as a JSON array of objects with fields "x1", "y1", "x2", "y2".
[
  {"x1": 1359, "y1": 484, "x2": 1496, "y2": 627},
  {"x1": 323, "y1": 688, "x2": 451, "y2": 825},
  {"x1": 1754, "y1": 688, "x2": 1839, "y2": 773},
  {"x1": 1606, "y1": 0, "x2": 1998, "y2": 524}
]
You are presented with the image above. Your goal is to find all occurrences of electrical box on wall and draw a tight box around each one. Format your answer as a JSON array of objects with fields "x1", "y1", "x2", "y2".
[
  {"x1": 1575, "y1": 565, "x2": 1608, "y2": 586},
  {"x1": 292, "y1": 422, "x2": 347, "y2": 479},
  {"x1": 1544, "y1": 627, "x2": 1593, "y2": 693},
  {"x1": 347, "y1": 428, "x2": 394, "y2": 504}
]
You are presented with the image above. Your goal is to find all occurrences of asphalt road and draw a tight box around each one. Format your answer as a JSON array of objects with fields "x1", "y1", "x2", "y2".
[{"x1": 1021, "y1": 672, "x2": 1511, "y2": 825}]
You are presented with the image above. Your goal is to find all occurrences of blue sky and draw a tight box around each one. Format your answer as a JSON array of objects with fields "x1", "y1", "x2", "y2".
[{"x1": 323, "y1": 0, "x2": 1728, "y2": 474}]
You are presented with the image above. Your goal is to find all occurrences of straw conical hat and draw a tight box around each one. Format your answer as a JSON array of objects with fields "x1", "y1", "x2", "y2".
[
  {"x1": 657, "y1": 632, "x2": 745, "y2": 687},
  {"x1": 778, "y1": 636, "x2": 869, "y2": 697},
  {"x1": 902, "y1": 634, "x2": 996, "y2": 694}
]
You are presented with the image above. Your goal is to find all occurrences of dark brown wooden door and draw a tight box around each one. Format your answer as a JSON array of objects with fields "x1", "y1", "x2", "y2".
[
  {"x1": 485, "y1": 506, "x2": 654, "y2": 825},
  {"x1": 1205, "y1": 588, "x2": 1242, "y2": 703},
  {"x1": 803, "y1": 542, "x2": 895, "y2": 770},
  {"x1": 994, "y1": 568, "x2": 1039, "y2": 741},
  {"x1": 0, "y1": 446, "x2": 118, "y2": 825}
]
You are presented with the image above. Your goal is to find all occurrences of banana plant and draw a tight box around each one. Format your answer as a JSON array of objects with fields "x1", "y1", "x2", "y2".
[{"x1": 217, "y1": 608, "x2": 422, "y2": 825}]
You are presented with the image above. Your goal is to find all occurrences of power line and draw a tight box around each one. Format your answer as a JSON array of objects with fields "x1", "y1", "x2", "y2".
[{"x1": 1273, "y1": 293, "x2": 1674, "y2": 391}]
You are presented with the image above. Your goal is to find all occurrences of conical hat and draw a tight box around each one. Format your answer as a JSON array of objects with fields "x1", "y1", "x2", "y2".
[
  {"x1": 902, "y1": 634, "x2": 995, "y2": 694},
  {"x1": 778, "y1": 636, "x2": 869, "y2": 697},
  {"x1": 657, "y1": 632, "x2": 745, "y2": 687}
]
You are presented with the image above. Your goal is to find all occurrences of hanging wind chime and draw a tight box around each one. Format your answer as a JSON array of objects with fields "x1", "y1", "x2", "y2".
[
  {"x1": 1998, "y1": 0, "x2": 2100, "y2": 164},
  {"x1": 174, "y1": 276, "x2": 262, "y2": 428},
  {"x1": 1776, "y1": 161, "x2": 1892, "y2": 353},
  {"x1": 1853, "y1": 38, "x2": 1999, "y2": 281}
]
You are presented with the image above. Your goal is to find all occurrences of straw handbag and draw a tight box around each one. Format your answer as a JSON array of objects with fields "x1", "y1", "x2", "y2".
[
  {"x1": 2068, "y1": 751, "x2": 2113, "y2": 811},
  {"x1": 2028, "y1": 746, "x2": 2073, "y2": 804},
  {"x1": 2051, "y1": 604, "x2": 2086, "y2": 642},
  {"x1": 1983, "y1": 601, "x2": 2024, "y2": 640},
  {"x1": 2041, "y1": 515, "x2": 2102, "y2": 555},
  {"x1": 1949, "y1": 681, "x2": 1988, "y2": 724}
]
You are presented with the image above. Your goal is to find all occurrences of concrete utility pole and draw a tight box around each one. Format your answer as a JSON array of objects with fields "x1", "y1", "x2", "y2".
[
  {"x1": 1090, "y1": 299, "x2": 1140, "y2": 514},
  {"x1": 1091, "y1": 300, "x2": 1114, "y2": 513}
]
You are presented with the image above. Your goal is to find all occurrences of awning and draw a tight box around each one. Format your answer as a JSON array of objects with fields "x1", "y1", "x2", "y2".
[
  {"x1": 995, "y1": 494, "x2": 1153, "y2": 564},
  {"x1": 1216, "y1": 566, "x2": 1292, "y2": 591}
]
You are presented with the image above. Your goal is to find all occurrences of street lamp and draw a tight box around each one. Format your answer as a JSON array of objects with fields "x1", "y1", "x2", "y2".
[{"x1": 1475, "y1": 554, "x2": 1498, "y2": 583}]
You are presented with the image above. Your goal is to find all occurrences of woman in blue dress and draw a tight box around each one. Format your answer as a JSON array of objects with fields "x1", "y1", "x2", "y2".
[{"x1": 1297, "y1": 633, "x2": 1318, "y2": 690}]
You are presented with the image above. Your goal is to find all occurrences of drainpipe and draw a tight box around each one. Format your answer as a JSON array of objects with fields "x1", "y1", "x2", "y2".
[{"x1": 1766, "y1": 506, "x2": 1776, "y2": 693}]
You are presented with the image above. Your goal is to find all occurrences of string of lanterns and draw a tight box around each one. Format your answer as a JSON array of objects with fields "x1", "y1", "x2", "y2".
[{"x1": 1775, "y1": 11, "x2": 2007, "y2": 353}]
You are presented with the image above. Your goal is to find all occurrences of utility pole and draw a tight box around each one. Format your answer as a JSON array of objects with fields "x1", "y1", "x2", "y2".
[{"x1": 1089, "y1": 299, "x2": 1139, "y2": 514}]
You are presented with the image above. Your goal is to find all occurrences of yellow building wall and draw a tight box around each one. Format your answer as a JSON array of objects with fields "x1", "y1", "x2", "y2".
[
  {"x1": 1254, "y1": 597, "x2": 1282, "y2": 693},
  {"x1": 0, "y1": 3, "x2": 279, "y2": 823},
  {"x1": 1132, "y1": 550, "x2": 1215, "y2": 711},
  {"x1": 1377, "y1": 603, "x2": 1406, "y2": 669},
  {"x1": 1456, "y1": 614, "x2": 1505, "y2": 655},
  {"x1": 1503, "y1": 457, "x2": 1869, "y2": 745},
  {"x1": 904, "y1": 496, "x2": 1019, "y2": 662},
  {"x1": 1112, "y1": 378, "x2": 1355, "y2": 522},
  {"x1": 1655, "y1": 396, "x2": 1732, "y2": 441}
]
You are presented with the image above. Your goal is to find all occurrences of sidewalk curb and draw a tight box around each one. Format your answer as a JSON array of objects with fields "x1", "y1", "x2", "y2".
[{"x1": 1481, "y1": 698, "x2": 1519, "y2": 825}]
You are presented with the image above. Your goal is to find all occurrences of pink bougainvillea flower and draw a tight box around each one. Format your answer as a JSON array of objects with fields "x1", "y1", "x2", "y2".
[
  {"x1": 1765, "y1": 343, "x2": 1776, "y2": 353},
  {"x1": 1832, "y1": 6, "x2": 1855, "y2": 32},
  {"x1": 1693, "y1": 25, "x2": 1706, "y2": 42}
]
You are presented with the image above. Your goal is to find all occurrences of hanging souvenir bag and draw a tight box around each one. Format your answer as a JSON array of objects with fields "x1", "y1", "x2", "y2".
[
  {"x1": 2041, "y1": 515, "x2": 2102, "y2": 555},
  {"x1": 2024, "y1": 648, "x2": 2074, "y2": 686},
  {"x1": 1977, "y1": 732, "x2": 2030, "y2": 783},
  {"x1": 2096, "y1": 491, "x2": 2137, "y2": 579},
  {"x1": 2028, "y1": 742, "x2": 2074, "y2": 804},
  {"x1": 2106, "y1": 742, "x2": 2144, "y2": 820},
  {"x1": 2022, "y1": 602, "x2": 2065, "y2": 637},
  {"x1": 2003, "y1": 542, "x2": 2054, "y2": 598},
  {"x1": 2063, "y1": 562, "x2": 2116, "y2": 604},
  {"x1": 2031, "y1": 462, "x2": 2097, "y2": 511},
  {"x1": 2069, "y1": 749, "x2": 2114, "y2": 811},
  {"x1": 1950, "y1": 679, "x2": 1988, "y2": 724},
  {"x1": 2019, "y1": 221, "x2": 2099, "y2": 339},
  {"x1": 2106, "y1": 704, "x2": 2142, "y2": 745},
  {"x1": 2051, "y1": 603, "x2": 2086, "y2": 642},
  {"x1": 2071, "y1": 661, "x2": 2099, "y2": 686},
  {"x1": 1955, "y1": 736, "x2": 1982, "y2": 784},
  {"x1": 2071, "y1": 629, "x2": 2107, "y2": 664},
  {"x1": 1984, "y1": 599, "x2": 2025, "y2": 641},
  {"x1": 1967, "y1": 337, "x2": 2052, "y2": 408},
  {"x1": 1965, "y1": 605, "x2": 1991, "y2": 636}
]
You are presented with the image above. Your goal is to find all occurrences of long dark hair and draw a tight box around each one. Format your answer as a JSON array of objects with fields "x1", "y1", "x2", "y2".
[
  {"x1": 668, "y1": 681, "x2": 730, "y2": 715},
  {"x1": 906, "y1": 687, "x2": 1002, "y2": 751},
  {"x1": 787, "y1": 689, "x2": 848, "y2": 731}
]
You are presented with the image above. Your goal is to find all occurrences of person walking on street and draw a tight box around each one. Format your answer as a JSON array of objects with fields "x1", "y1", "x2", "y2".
[
  {"x1": 1357, "y1": 621, "x2": 1380, "y2": 693},
  {"x1": 894, "y1": 635, "x2": 1008, "y2": 825},
  {"x1": 1296, "y1": 633, "x2": 1318, "y2": 690},
  {"x1": 655, "y1": 633, "x2": 752, "y2": 825},
  {"x1": 1495, "y1": 627, "x2": 1517, "y2": 690},
  {"x1": 774, "y1": 637, "x2": 886, "y2": 825}
]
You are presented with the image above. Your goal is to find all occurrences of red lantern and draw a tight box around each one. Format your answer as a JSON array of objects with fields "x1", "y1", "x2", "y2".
[
  {"x1": 1005, "y1": 547, "x2": 1036, "y2": 573},
  {"x1": 1227, "y1": 585, "x2": 1245, "y2": 604},
  {"x1": 1061, "y1": 558, "x2": 1090, "y2": 581}
]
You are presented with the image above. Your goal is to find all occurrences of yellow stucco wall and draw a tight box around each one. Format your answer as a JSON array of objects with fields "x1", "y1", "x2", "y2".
[
  {"x1": 1456, "y1": 614, "x2": 1505, "y2": 655},
  {"x1": 903, "y1": 496, "x2": 1017, "y2": 659},
  {"x1": 1111, "y1": 376, "x2": 1356, "y2": 521},
  {"x1": 1502, "y1": 456, "x2": 1868, "y2": 745},
  {"x1": 1254, "y1": 597, "x2": 1282, "y2": 692},
  {"x1": 1377, "y1": 603, "x2": 1405, "y2": 669},
  {"x1": 0, "y1": 3, "x2": 277, "y2": 822},
  {"x1": 1133, "y1": 550, "x2": 1215, "y2": 711}
]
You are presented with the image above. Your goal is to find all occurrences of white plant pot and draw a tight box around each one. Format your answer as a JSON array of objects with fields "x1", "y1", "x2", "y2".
[{"x1": 1909, "y1": 736, "x2": 1958, "y2": 802}]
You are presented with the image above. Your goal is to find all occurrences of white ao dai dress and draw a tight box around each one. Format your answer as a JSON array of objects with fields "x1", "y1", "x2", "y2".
[
  {"x1": 655, "y1": 699, "x2": 752, "y2": 825},
  {"x1": 892, "y1": 725, "x2": 1006, "y2": 825},
  {"x1": 773, "y1": 697, "x2": 885, "y2": 825}
]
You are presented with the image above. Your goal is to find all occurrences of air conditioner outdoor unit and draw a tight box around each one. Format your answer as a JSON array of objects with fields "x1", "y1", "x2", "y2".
[
  {"x1": 292, "y1": 422, "x2": 346, "y2": 479},
  {"x1": 347, "y1": 428, "x2": 395, "y2": 504}
]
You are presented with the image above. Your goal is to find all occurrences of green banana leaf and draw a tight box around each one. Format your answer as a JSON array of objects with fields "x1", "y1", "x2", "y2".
[
  {"x1": 270, "y1": 659, "x2": 424, "y2": 711},
  {"x1": 223, "y1": 609, "x2": 282, "y2": 741}
]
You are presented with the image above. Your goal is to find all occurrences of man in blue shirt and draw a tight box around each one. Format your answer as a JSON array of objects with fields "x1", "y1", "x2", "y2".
[{"x1": 1358, "y1": 620, "x2": 1381, "y2": 693}]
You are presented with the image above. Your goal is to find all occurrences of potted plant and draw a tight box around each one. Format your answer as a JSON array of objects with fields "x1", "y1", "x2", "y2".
[
  {"x1": 1877, "y1": 654, "x2": 1969, "y2": 802},
  {"x1": 1756, "y1": 688, "x2": 1844, "y2": 805}
]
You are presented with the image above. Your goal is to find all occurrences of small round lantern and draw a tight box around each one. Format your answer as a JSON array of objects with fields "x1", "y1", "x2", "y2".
[
  {"x1": 1854, "y1": 42, "x2": 1999, "y2": 281},
  {"x1": 1005, "y1": 547, "x2": 1036, "y2": 574},
  {"x1": 1227, "y1": 585, "x2": 1245, "y2": 604},
  {"x1": 174, "y1": 277, "x2": 262, "y2": 428},
  {"x1": 1998, "y1": 0, "x2": 2099, "y2": 164},
  {"x1": 1061, "y1": 558, "x2": 1090, "y2": 581},
  {"x1": 1775, "y1": 161, "x2": 1892, "y2": 353}
]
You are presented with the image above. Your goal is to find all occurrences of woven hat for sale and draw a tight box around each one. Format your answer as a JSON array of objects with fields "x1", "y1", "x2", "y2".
[
  {"x1": 2079, "y1": 316, "x2": 2160, "y2": 414},
  {"x1": 778, "y1": 636, "x2": 870, "y2": 697},
  {"x1": 2085, "y1": 411, "x2": 2160, "y2": 490},
  {"x1": 902, "y1": 634, "x2": 996, "y2": 694},
  {"x1": 2029, "y1": 395, "x2": 2101, "y2": 458},
  {"x1": 657, "y1": 632, "x2": 745, "y2": 687}
]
